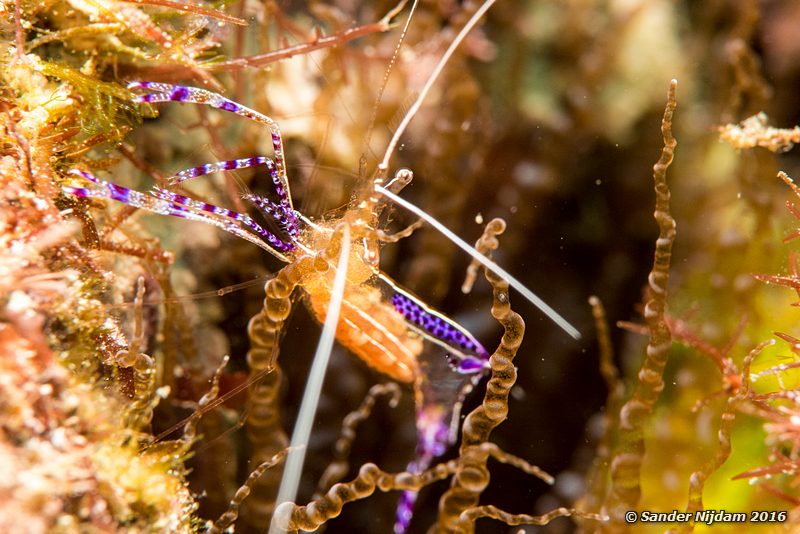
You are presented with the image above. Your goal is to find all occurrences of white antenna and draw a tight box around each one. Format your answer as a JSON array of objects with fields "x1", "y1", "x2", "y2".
[
  {"x1": 269, "y1": 225, "x2": 352, "y2": 534},
  {"x1": 378, "y1": 0, "x2": 498, "y2": 173},
  {"x1": 376, "y1": 184, "x2": 581, "y2": 340}
]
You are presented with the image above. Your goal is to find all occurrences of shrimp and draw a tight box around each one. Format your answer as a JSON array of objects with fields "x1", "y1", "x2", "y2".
[
  {"x1": 61, "y1": 2, "x2": 580, "y2": 530},
  {"x1": 62, "y1": 87, "x2": 492, "y2": 531}
]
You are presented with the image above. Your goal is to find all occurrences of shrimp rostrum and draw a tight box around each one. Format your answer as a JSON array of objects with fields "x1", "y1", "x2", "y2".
[{"x1": 62, "y1": 16, "x2": 579, "y2": 532}]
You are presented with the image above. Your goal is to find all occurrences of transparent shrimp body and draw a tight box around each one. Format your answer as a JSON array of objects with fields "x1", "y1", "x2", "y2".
[
  {"x1": 292, "y1": 186, "x2": 491, "y2": 533},
  {"x1": 63, "y1": 82, "x2": 490, "y2": 532}
]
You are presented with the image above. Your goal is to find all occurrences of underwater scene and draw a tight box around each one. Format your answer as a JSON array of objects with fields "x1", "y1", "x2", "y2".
[{"x1": 4, "y1": 0, "x2": 800, "y2": 532}]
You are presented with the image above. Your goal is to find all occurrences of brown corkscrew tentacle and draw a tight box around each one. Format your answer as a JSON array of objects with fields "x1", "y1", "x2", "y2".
[
  {"x1": 605, "y1": 79, "x2": 677, "y2": 528},
  {"x1": 242, "y1": 256, "x2": 314, "y2": 526}
]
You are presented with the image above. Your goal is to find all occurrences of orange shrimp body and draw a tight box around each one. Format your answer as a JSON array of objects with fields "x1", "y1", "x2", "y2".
[
  {"x1": 303, "y1": 275, "x2": 421, "y2": 384},
  {"x1": 290, "y1": 190, "x2": 421, "y2": 384},
  {"x1": 296, "y1": 185, "x2": 484, "y2": 386},
  {"x1": 300, "y1": 233, "x2": 421, "y2": 384}
]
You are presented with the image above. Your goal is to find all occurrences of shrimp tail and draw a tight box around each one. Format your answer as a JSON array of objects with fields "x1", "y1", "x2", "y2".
[{"x1": 394, "y1": 340, "x2": 488, "y2": 532}]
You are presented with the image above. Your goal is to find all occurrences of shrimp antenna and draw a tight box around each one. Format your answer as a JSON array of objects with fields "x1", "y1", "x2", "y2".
[
  {"x1": 377, "y1": 0, "x2": 497, "y2": 176},
  {"x1": 270, "y1": 225, "x2": 351, "y2": 533},
  {"x1": 362, "y1": 0, "x2": 417, "y2": 157},
  {"x1": 376, "y1": 184, "x2": 581, "y2": 340}
]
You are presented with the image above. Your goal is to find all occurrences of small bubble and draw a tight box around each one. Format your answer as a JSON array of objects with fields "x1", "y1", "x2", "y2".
[
  {"x1": 475, "y1": 213, "x2": 484, "y2": 224},
  {"x1": 595, "y1": 179, "x2": 602, "y2": 185}
]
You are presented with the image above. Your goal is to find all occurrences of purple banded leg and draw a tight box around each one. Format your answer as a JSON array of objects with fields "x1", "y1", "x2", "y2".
[
  {"x1": 242, "y1": 193, "x2": 300, "y2": 239},
  {"x1": 151, "y1": 188, "x2": 293, "y2": 252},
  {"x1": 63, "y1": 170, "x2": 293, "y2": 260},
  {"x1": 66, "y1": 169, "x2": 194, "y2": 218},
  {"x1": 167, "y1": 156, "x2": 292, "y2": 218},
  {"x1": 128, "y1": 81, "x2": 292, "y2": 211},
  {"x1": 168, "y1": 156, "x2": 271, "y2": 185}
]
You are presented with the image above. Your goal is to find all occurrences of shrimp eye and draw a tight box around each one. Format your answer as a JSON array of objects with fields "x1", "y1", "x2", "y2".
[{"x1": 387, "y1": 168, "x2": 414, "y2": 193}]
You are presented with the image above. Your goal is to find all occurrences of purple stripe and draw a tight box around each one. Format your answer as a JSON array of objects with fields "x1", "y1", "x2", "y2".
[
  {"x1": 127, "y1": 81, "x2": 158, "y2": 90},
  {"x1": 391, "y1": 293, "x2": 487, "y2": 357},
  {"x1": 446, "y1": 354, "x2": 488, "y2": 373},
  {"x1": 171, "y1": 157, "x2": 271, "y2": 184},
  {"x1": 394, "y1": 491, "x2": 417, "y2": 534},
  {"x1": 219, "y1": 100, "x2": 238, "y2": 112},
  {"x1": 62, "y1": 185, "x2": 93, "y2": 198},
  {"x1": 170, "y1": 86, "x2": 189, "y2": 101}
]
